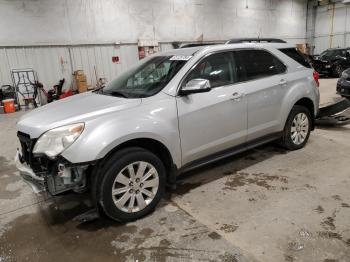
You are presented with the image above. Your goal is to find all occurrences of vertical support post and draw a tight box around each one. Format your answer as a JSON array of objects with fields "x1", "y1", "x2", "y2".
[{"x1": 329, "y1": 3, "x2": 335, "y2": 48}]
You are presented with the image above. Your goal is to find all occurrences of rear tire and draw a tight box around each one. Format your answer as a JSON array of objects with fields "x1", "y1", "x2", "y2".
[
  {"x1": 96, "y1": 147, "x2": 166, "y2": 222},
  {"x1": 279, "y1": 105, "x2": 312, "y2": 150}
]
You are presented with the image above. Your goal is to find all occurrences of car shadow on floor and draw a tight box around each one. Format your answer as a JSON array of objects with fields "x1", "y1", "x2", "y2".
[
  {"x1": 169, "y1": 143, "x2": 288, "y2": 196},
  {"x1": 35, "y1": 143, "x2": 289, "y2": 230}
]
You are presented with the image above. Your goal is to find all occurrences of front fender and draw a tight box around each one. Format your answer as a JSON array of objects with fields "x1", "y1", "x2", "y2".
[
  {"x1": 95, "y1": 131, "x2": 179, "y2": 166},
  {"x1": 61, "y1": 95, "x2": 181, "y2": 167},
  {"x1": 333, "y1": 59, "x2": 348, "y2": 68}
]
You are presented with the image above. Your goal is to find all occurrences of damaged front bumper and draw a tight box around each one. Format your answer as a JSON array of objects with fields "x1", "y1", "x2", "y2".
[
  {"x1": 337, "y1": 78, "x2": 350, "y2": 97},
  {"x1": 15, "y1": 150, "x2": 45, "y2": 193},
  {"x1": 15, "y1": 130, "x2": 92, "y2": 195},
  {"x1": 15, "y1": 150, "x2": 89, "y2": 195}
]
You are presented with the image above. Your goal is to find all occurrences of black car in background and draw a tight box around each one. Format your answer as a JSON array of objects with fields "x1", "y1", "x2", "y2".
[
  {"x1": 337, "y1": 68, "x2": 350, "y2": 97},
  {"x1": 311, "y1": 48, "x2": 350, "y2": 77}
]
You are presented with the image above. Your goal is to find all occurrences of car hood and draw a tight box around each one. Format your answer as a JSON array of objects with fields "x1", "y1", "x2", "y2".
[
  {"x1": 17, "y1": 92, "x2": 142, "y2": 138},
  {"x1": 314, "y1": 56, "x2": 332, "y2": 63}
]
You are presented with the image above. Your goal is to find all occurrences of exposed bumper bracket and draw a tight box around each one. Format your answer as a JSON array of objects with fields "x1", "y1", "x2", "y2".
[{"x1": 15, "y1": 150, "x2": 45, "y2": 193}]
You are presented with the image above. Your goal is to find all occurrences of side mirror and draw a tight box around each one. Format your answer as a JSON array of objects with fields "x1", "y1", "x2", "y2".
[{"x1": 180, "y1": 79, "x2": 211, "y2": 95}]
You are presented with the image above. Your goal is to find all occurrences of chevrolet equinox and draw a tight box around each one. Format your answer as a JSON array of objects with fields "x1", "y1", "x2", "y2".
[{"x1": 15, "y1": 42, "x2": 320, "y2": 221}]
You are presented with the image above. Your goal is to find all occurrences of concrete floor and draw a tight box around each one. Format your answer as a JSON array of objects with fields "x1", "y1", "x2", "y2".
[{"x1": 1, "y1": 78, "x2": 350, "y2": 262}]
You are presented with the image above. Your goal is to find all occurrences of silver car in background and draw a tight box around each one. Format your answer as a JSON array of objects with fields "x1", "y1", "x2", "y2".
[{"x1": 15, "y1": 42, "x2": 320, "y2": 221}]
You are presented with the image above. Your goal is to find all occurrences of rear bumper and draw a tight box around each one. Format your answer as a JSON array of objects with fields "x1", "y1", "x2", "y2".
[{"x1": 15, "y1": 150, "x2": 45, "y2": 193}]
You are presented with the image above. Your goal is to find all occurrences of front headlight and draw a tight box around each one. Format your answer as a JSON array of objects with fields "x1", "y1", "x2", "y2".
[{"x1": 33, "y1": 123, "x2": 85, "y2": 158}]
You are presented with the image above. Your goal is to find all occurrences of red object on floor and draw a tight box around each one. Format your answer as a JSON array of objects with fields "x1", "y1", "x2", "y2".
[
  {"x1": 3, "y1": 99, "x2": 15, "y2": 113},
  {"x1": 59, "y1": 90, "x2": 73, "y2": 99}
]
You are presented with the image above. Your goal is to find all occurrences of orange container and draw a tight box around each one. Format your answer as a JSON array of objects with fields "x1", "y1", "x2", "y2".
[{"x1": 3, "y1": 99, "x2": 16, "y2": 113}]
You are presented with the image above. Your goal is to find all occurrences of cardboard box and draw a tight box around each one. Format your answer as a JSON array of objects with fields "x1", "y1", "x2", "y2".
[
  {"x1": 74, "y1": 70, "x2": 84, "y2": 76},
  {"x1": 77, "y1": 82, "x2": 87, "y2": 93},
  {"x1": 296, "y1": 43, "x2": 309, "y2": 55},
  {"x1": 73, "y1": 70, "x2": 88, "y2": 93},
  {"x1": 75, "y1": 74, "x2": 86, "y2": 82}
]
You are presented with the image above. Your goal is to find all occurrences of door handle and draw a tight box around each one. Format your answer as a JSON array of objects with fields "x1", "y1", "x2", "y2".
[
  {"x1": 279, "y1": 79, "x2": 288, "y2": 86},
  {"x1": 231, "y1": 92, "x2": 244, "y2": 101}
]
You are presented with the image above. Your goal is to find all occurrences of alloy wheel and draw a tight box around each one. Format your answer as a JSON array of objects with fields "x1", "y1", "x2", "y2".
[
  {"x1": 291, "y1": 113, "x2": 309, "y2": 145},
  {"x1": 112, "y1": 161, "x2": 159, "y2": 213}
]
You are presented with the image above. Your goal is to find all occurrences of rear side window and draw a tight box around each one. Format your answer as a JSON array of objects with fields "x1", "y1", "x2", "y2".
[
  {"x1": 279, "y1": 48, "x2": 311, "y2": 68},
  {"x1": 234, "y1": 50, "x2": 286, "y2": 82}
]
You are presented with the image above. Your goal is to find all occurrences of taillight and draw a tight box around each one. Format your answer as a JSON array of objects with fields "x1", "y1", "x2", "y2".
[{"x1": 313, "y1": 71, "x2": 319, "y2": 87}]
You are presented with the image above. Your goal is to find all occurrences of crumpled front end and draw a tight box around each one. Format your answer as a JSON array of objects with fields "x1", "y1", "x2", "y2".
[
  {"x1": 15, "y1": 131, "x2": 90, "y2": 195},
  {"x1": 337, "y1": 77, "x2": 350, "y2": 97},
  {"x1": 312, "y1": 59, "x2": 332, "y2": 75}
]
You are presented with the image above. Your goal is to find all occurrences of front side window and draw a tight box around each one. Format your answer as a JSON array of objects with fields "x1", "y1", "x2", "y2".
[
  {"x1": 320, "y1": 49, "x2": 345, "y2": 59},
  {"x1": 235, "y1": 50, "x2": 286, "y2": 81},
  {"x1": 183, "y1": 52, "x2": 235, "y2": 88},
  {"x1": 320, "y1": 50, "x2": 332, "y2": 58},
  {"x1": 102, "y1": 56, "x2": 188, "y2": 98}
]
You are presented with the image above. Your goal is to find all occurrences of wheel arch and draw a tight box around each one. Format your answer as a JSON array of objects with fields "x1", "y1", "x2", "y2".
[
  {"x1": 294, "y1": 97, "x2": 315, "y2": 130},
  {"x1": 100, "y1": 138, "x2": 178, "y2": 185}
]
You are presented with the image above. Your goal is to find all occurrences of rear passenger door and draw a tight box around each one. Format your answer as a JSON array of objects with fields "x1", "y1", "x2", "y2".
[{"x1": 234, "y1": 49, "x2": 287, "y2": 141}]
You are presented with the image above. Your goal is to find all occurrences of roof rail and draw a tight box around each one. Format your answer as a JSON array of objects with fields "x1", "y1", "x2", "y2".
[
  {"x1": 172, "y1": 42, "x2": 223, "y2": 49},
  {"x1": 226, "y1": 38, "x2": 287, "y2": 44},
  {"x1": 179, "y1": 43, "x2": 220, "y2": 48}
]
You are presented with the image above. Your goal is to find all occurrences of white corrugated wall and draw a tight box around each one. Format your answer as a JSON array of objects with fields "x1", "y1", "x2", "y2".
[
  {"x1": 0, "y1": 44, "x2": 139, "y2": 91},
  {"x1": 312, "y1": 3, "x2": 350, "y2": 54}
]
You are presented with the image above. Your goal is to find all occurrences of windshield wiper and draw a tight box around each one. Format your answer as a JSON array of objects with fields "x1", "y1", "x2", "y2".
[
  {"x1": 108, "y1": 91, "x2": 129, "y2": 98},
  {"x1": 93, "y1": 86, "x2": 106, "y2": 94}
]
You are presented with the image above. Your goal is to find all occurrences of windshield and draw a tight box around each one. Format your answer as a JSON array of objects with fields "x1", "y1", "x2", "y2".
[
  {"x1": 101, "y1": 56, "x2": 188, "y2": 98},
  {"x1": 320, "y1": 49, "x2": 345, "y2": 59}
]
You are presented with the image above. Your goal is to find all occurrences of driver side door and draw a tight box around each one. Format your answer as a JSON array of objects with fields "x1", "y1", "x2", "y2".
[{"x1": 176, "y1": 51, "x2": 248, "y2": 166}]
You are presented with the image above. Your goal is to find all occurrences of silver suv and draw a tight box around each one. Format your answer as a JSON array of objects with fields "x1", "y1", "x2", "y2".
[{"x1": 15, "y1": 42, "x2": 320, "y2": 221}]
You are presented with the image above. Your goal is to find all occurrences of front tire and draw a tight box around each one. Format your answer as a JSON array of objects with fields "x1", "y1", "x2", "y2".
[
  {"x1": 279, "y1": 105, "x2": 312, "y2": 150},
  {"x1": 334, "y1": 65, "x2": 344, "y2": 77},
  {"x1": 97, "y1": 147, "x2": 166, "y2": 222}
]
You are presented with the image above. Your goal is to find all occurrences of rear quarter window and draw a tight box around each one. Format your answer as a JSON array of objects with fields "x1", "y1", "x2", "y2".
[{"x1": 279, "y1": 48, "x2": 311, "y2": 68}]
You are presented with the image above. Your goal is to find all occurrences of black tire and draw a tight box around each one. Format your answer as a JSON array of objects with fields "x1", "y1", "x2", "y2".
[
  {"x1": 334, "y1": 65, "x2": 344, "y2": 77},
  {"x1": 96, "y1": 147, "x2": 166, "y2": 222},
  {"x1": 279, "y1": 105, "x2": 312, "y2": 150}
]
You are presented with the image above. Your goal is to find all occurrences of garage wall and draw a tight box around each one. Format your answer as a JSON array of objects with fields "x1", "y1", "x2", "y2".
[
  {"x1": 0, "y1": 45, "x2": 139, "y2": 90},
  {"x1": 0, "y1": 0, "x2": 308, "y2": 45},
  {"x1": 312, "y1": 2, "x2": 350, "y2": 54},
  {"x1": 0, "y1": 0, "x2": 308, "y2": 89}
]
